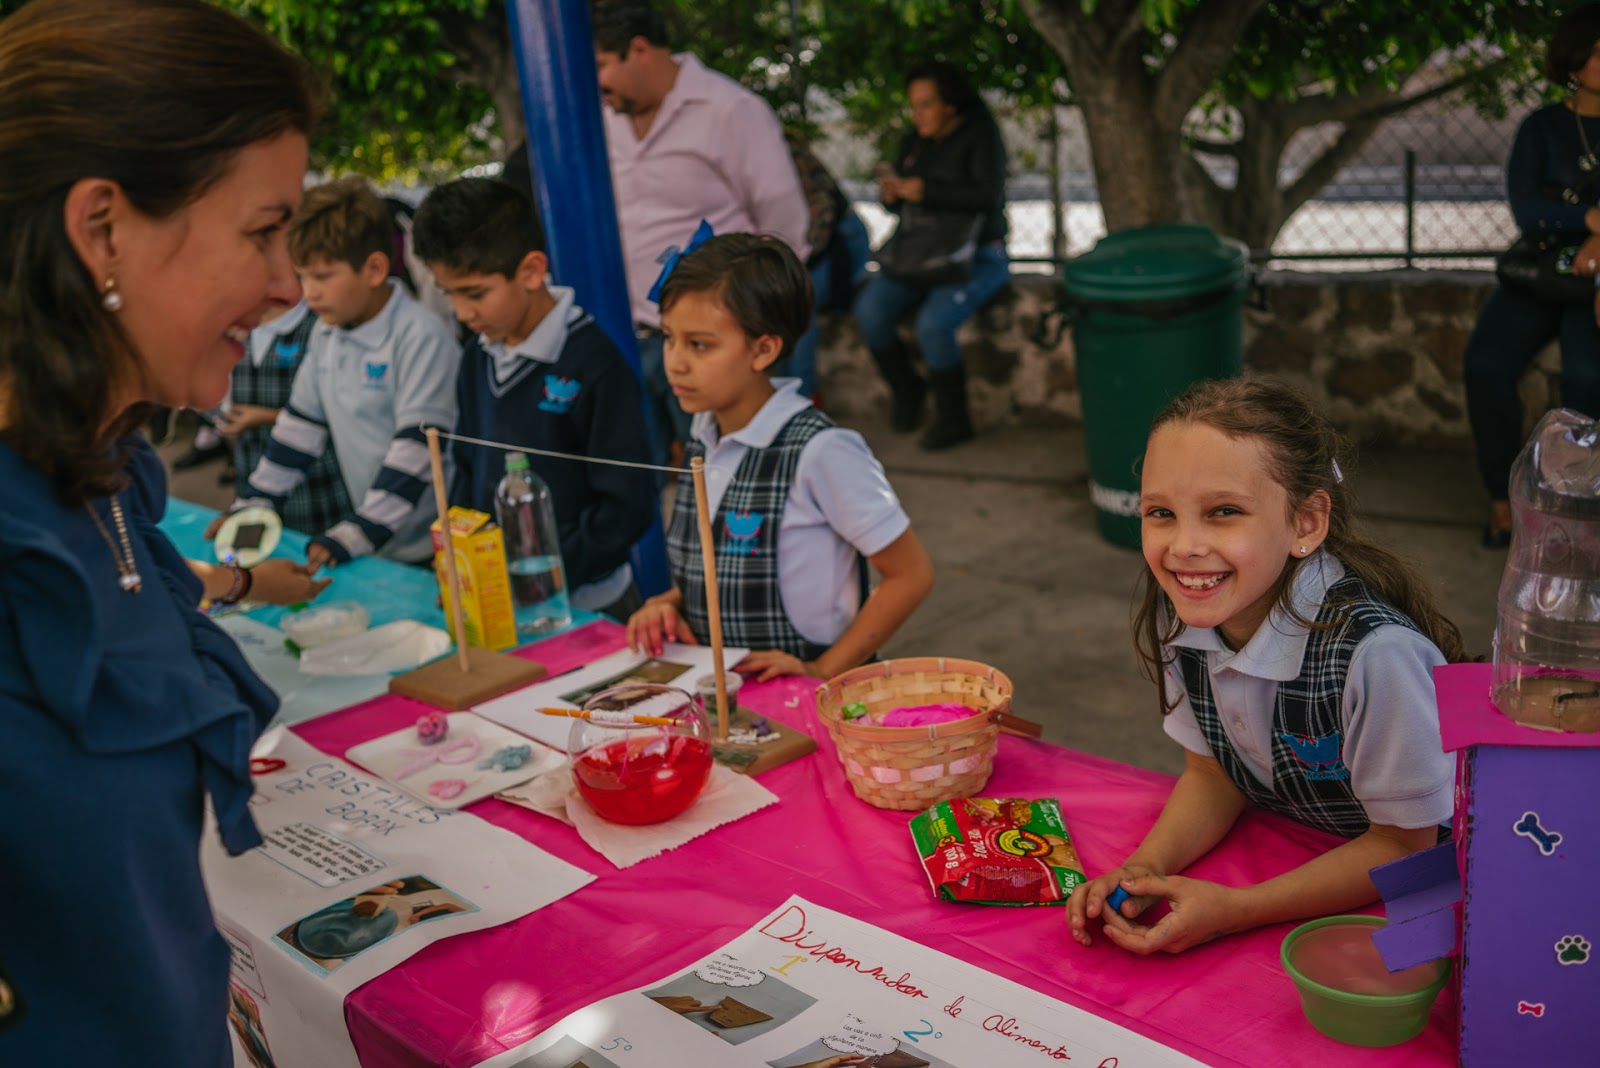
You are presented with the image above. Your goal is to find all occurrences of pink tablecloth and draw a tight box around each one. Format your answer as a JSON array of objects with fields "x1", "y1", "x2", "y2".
[{"x1": 294, "y1": 621, "x2": 1456, "y2": 1068}]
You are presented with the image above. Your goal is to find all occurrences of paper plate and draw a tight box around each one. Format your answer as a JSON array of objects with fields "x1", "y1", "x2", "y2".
[{"x1": 214, "y1": 506, "x2": 283, "y2": 568}]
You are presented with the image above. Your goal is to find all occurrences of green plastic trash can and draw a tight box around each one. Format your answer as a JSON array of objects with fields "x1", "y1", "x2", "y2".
[{"x1": 1063, "y1": 223, "x2": 1249, "y2": 549}]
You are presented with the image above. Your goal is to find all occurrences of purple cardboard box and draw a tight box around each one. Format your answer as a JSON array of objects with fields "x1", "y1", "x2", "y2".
[{"x1": 1435, "y1": 663, "x2": 1600, "y2": 1066}]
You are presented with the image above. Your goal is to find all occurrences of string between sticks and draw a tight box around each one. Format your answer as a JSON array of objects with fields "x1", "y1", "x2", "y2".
[{"x1": 428, "y1": 427, "x2": 692, "y2": 475}]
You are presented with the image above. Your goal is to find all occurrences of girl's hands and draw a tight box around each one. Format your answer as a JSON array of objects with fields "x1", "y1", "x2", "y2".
[
  {"x1": 626, "y1": 594, "x2": 696, "y2": 656},
  {"x1": 214, "y1": 403, "x2": 278, "y2": 439},
  {"x1": 735, "y1": 649, "x2": 820, "y2": 682},
  {"x1": 1087, "y1": 873, "x2": 1239, "y2": 956},
  {"x1": 1066, "y1": 863, "x2": 1160, "y2": 947}
]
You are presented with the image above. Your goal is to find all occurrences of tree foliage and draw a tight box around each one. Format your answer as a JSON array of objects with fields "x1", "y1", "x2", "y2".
[
  {"x1": 0, "y1": 0, "x2": 1578, "y2": 245},
  {"x1": 1016, "y1": 0, "x2": 1575, "y2": 240}
]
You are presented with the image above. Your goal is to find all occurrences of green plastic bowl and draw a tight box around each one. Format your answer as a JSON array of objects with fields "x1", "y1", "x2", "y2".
[{"x1": 1280, "y1": 915, "x2": 1450, "y2": 1047}]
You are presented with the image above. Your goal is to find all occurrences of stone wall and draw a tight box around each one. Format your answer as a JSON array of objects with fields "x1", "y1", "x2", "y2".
[{"x1": 817, "y1": 269, "x2": 1560, "y2": 448}]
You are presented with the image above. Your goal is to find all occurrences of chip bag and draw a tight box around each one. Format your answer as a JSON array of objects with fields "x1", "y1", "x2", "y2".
[{"x1": 909, "y1": 797, "x2": 1085, "y2": 905}]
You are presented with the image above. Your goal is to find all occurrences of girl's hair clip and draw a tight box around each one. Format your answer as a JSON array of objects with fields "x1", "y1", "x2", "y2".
[{"x1": 1331, "y1": 459, "x2": 1344, "y2": 484}]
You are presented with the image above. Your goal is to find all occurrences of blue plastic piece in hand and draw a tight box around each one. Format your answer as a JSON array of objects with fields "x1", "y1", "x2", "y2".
[{"x1": 1105, "y1": 886, "x2": 1131, "y2": 915}]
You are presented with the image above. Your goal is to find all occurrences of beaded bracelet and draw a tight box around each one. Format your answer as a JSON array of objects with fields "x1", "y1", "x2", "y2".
[{"x1": 218, "y1": 563, "x2": 254, "y2": 606}]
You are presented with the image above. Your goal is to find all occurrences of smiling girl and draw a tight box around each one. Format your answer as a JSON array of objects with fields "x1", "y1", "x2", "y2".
[
  {"x1": 626, "y1": 233, "x2": 934, "y2": 681},
  {"x1": 1066, "y1": 378, "x2": 1466, "y2": 956}
]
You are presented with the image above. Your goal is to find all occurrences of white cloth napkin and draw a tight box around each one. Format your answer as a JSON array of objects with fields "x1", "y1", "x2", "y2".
[{"x1": 497, "y1": 763, "x2": 778, "y2": 869}]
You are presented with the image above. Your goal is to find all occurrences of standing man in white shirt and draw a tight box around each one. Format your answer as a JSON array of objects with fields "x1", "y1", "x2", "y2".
[{"x1": 590, "y1": 0, "x2": 809, "y2": 462}]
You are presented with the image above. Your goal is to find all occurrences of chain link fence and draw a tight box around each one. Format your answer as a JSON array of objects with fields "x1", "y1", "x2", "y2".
[{"x1": 813, "y1": 87, "x2": 1523, "y2": 273}]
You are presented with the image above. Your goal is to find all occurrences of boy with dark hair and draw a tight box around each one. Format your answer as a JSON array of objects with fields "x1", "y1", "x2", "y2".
[
  {"x1": 412, "y1": 177, "x2": 656, "y2": 620},
  {"x1": 218, "y1": 176, "x2": 461, "y2": 566}
]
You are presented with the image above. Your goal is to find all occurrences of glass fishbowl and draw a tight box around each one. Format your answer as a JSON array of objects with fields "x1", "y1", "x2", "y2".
[{"x1": 569, "y1": 683, "x2": 714, "y2": 824}]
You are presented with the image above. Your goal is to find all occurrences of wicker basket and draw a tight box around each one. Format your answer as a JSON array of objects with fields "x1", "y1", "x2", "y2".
[{"x1": 814, "y1": 657, "x2": 1014, "y2": 810}]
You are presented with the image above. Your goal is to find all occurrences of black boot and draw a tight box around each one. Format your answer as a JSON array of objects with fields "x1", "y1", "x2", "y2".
[
  {"x1": 920, "y1": 366, "x2": 975, "y2": 450},
  {"x1": 869, "y1": 339, "x2": 926, "y2": 433}
]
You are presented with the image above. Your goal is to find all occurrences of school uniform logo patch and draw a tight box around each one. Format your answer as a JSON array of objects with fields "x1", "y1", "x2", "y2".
[
  {"x1": 363, "y1": 362, "x2": 389, "y2": 389},
  {"x1": 724, "y1": 511, "x2": 764, "y2": 555},
  {"x1": 1280, "y1": 731, "x2": 1350, "y2": 781},
  {"x1": 539, "y1": 375, "x2": 581, "y2": 413},
  {"x1": 272, "y1": 337, "x2": 304, "y2": 368}
]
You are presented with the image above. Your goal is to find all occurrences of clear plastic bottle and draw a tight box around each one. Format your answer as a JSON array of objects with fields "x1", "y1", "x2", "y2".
[
  {"x1": 494, "y1": 451, "x2": 571, "y2": 636},
  {"x1": 1492, "y1": 408, "x2": 1600, "y2": 732}
]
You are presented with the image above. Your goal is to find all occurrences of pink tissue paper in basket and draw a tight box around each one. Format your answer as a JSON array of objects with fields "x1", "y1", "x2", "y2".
[{"x1": 878, "y1": 703, "x2": 978, "y2": 728}]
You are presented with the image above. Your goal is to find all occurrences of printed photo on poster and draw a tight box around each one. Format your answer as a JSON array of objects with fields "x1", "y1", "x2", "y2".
[
  {"x1": 273, "y1": 874, "x2": 477, "y2": 976},
  {"x1": 643, "y1": 953, "x2": 817, "y2": 1045},
  {"x1": 228, "y1": 983, "x2": 278, "y2": 1068},
  {"x1": 500, "y1": 1033, "x2": 626, "y2": 1068},
  {"x1": 559, "y1": 657, "x2": 692, "y2": 708},
  {"x1": 768, "y1": 1014, "x2": 958, "y2": 1068}
]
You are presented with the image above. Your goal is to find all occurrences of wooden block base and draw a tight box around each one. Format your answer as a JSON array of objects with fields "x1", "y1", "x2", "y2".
[
  {"x1": 388, "y1": 646, "x2": 547, "y2": 710},
  {"x1": 709, "y1": 704, "x2": 817, "y2": 776}
]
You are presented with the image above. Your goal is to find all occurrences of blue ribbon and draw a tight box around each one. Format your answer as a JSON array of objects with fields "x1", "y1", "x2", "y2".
[{"x1": 647, "y1": 219, "x2": 715, "y2": 304}]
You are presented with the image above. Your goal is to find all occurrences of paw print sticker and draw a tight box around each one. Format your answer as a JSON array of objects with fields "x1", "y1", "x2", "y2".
[{"x1": 1556, "y1": 936, "x2": 1591, "y2": 966}]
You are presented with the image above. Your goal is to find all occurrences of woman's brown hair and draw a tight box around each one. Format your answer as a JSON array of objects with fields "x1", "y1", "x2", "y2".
[
  {"x1": 1132, "y1": 378, "x2": 1467, "y2": 715},
  {"x1": 0, "y1": 0, "x2": 318, "y2": 501}
]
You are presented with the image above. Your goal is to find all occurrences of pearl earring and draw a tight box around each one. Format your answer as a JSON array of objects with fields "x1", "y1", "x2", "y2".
[
  {"x1": 1298, "y1": 546, "x2": 1308, "y2": 554},
  {"x1": 101, "y1": 277, "x2": 123, "y2": 312}
]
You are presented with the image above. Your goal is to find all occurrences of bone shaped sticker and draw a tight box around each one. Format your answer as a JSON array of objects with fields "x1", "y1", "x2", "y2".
[
  {"x1": 1513, "y1": 811, "x2": 1562, "y2": 856},
  {"x1": 1518, "y1": 1001, "x2": 1546, "y2": 1017}
]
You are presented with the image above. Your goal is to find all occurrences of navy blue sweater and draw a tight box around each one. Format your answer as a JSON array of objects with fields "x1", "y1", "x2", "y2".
[
  {"x1": 1508, "y1": 102, "x2": 1600, "y2": 236},
  {"x1": 449, "y1": 313, "x2": 656, "y2": 590}
]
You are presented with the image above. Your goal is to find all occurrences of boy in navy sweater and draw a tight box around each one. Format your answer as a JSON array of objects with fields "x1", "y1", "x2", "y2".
[{"x1": 413, "y1": 178, "x2": 655, "y2": 620}]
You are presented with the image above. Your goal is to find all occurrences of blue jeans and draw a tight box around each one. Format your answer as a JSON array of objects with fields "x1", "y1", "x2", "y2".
[
  {"x1": 777, "y1": 212, "x2": 872, "y2": 396},
  {"x1": 852, "y1": 241, "x2": 1011, "y2": 372},
  {"x1": 637, "y1": 332, "x2": 692, "y2": 464},
  {"x1": 1463, "y1": 284, "x2": 1600, "y2": 499}
]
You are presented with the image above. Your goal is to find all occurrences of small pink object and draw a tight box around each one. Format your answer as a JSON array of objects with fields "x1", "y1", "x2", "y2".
[
  {"x1": 427, "y1": 778, "x2": 467, "y2": 800},
  {"x1": 879, "y1": 703, "x2": 976, "y2": 728},
  {"x1": 416, "y1": 711, "x2": 448, "y2": 745},
  {"x1": 395, "y1": 735, "x2": 480, "y2": 780}
]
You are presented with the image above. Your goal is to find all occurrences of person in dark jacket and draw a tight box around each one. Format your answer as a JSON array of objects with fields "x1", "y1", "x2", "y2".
[
  {"x1": 1464, "y1": 3, "x2": 1600, "y2": 547},
  {"x1": 853, "y1": 60, "x2": 1011, "y2": 450},
  {"x1": 413, "y1": 178, "x2": 656, "y2": 621}
]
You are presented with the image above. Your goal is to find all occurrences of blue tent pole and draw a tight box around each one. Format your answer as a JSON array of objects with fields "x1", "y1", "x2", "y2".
[{"x1": 505, "y1": 0, "x2": 671, "y2": 597}]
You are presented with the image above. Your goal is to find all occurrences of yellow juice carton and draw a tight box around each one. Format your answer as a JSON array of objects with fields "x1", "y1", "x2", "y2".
[{"x1": 431, "y1": 506, "x2": 517, "y2": 652}]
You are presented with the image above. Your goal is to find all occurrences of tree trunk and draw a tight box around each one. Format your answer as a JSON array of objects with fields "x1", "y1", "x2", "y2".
[
  {"x1": 1076, "y1": 71, "x2": 1189, "y2": 231},
  {"x1": 441, "y1": 8, "x2": 525, "y2": 150},
  {"x1": 1021, "y1": 0, "x2": 1271, "y2": 234}
]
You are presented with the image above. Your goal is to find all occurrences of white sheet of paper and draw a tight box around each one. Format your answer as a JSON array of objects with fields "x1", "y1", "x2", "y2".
[
  {"x1": 345, "y1": 711, "x2": 565, "y2": 809},
  {"x1": 470, "y1": 896, "x2": 1206, "y2": 1068},
  {"x1": 217, "y1": 614, "x2": 392, "y2": 726},
  {"x1": 202, "y1": 733, "x2": 593, "y2": 1068},
  {"x1": 472, "y1": 642, "x2": 746, "y2": 752}
]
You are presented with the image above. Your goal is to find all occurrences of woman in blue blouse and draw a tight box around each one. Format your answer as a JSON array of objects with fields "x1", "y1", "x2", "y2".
[
  {"x1": 0, "y1": 1, "x2": 315, "y2": 1062},
  {"x1": 1464, "y1": 4, "x2": 1600, "y2": 547}
]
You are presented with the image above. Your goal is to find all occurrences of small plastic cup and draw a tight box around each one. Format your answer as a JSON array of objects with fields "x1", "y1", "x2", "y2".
[{"x1": 1280, "y1": 915, "x2": 1450, "y2": 1047}]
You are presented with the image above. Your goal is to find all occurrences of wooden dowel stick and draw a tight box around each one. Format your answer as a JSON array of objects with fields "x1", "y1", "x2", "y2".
[
  {"x1": 426, "y1": 427, "x2": 471, "y2": 674},
  {"x1": 691, "y1": 456, "x2": 729, "y2": 741}
]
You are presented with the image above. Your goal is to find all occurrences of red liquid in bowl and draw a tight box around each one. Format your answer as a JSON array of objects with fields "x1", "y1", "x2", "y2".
[{"x1": 572, "y1": 735, "x2": 713, "y2": 825}]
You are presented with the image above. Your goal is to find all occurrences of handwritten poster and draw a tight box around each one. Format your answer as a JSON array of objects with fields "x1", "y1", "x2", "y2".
[
  {"x1": 202, "y1": 733, "x2": 593, "y2": 1068},
  {"x1": 471, "y1": 897, "x2": 1205, "y2": 1068}
]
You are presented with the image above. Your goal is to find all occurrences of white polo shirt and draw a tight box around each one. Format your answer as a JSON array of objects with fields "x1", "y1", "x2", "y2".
[
  {"x1": 686, "y1": 380, "x2": 910, "y2": 647},
  {"x1": 603, "y1": 53, "x2": 809, "y2": 328},
  {"x1": 1161, "y1": 552, "x2": 1454, "y2": 830}
]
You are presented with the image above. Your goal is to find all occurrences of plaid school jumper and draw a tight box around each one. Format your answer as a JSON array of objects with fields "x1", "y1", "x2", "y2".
[
  {"x1": 666, "y1": 407, "x2": 843, "y2": 661},
  {"x1": 1174, "y1": 573, "x2": 1420, "y2": 839},
  {"x1": 231, "y1": 316, "x2": 352, "y2": 536}
]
